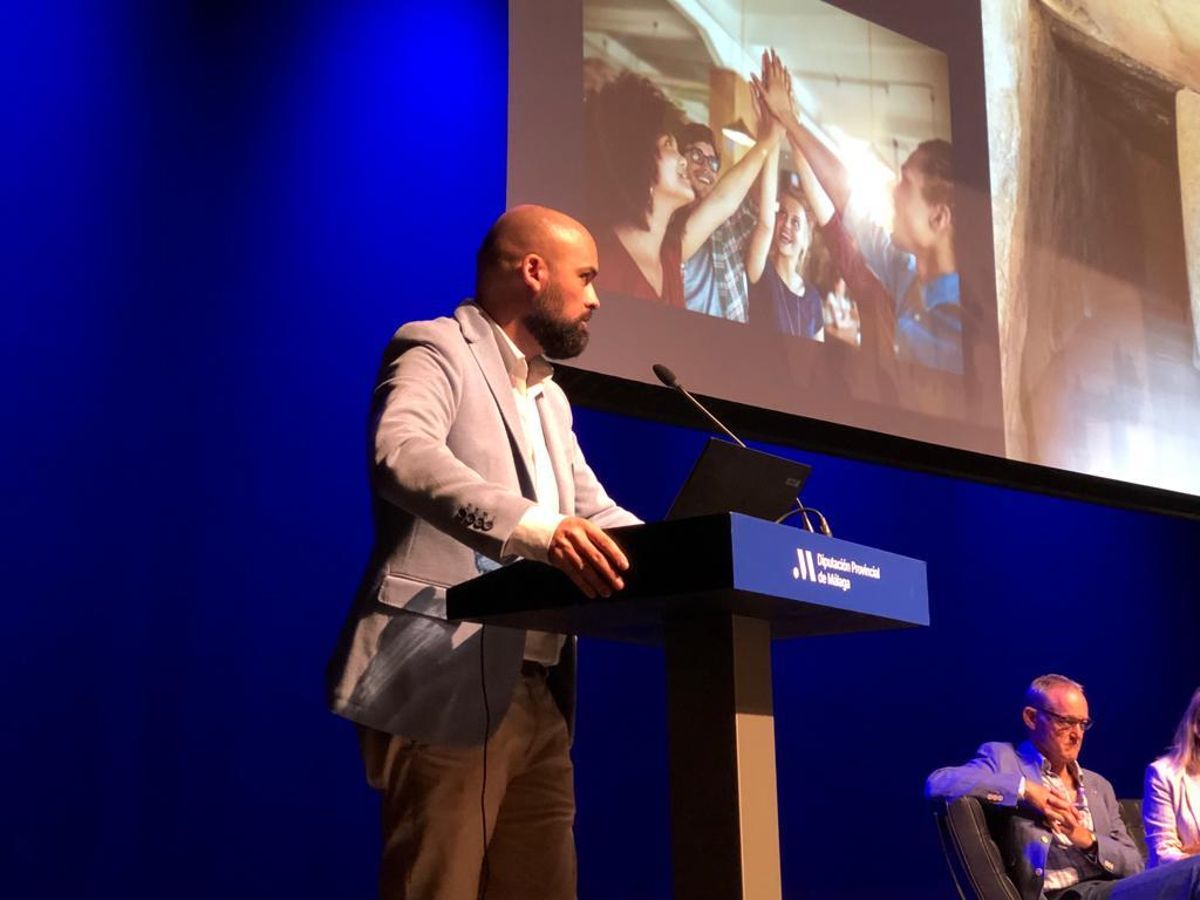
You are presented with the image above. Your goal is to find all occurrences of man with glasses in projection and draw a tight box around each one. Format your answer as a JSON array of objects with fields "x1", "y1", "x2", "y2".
[
  {"x1": 676, "y1": 122, "x2": 760, "y2": 323},
  {"x1": 927, "y1": 674, "x2": 1200, "y2": 898}
]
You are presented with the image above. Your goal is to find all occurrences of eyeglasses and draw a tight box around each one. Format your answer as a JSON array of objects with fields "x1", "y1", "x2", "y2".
[
  {"x1": 684, "y1": 146, "x2": 720, "y2": 173},
  {"x1": 1035, "y1": 708, "x2": 1094, "y2": 732}
]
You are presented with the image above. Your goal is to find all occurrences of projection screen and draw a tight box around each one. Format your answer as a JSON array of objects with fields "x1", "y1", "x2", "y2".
[{"x1": 507, "y1": 0, "x2": 1200, "y2": 516}]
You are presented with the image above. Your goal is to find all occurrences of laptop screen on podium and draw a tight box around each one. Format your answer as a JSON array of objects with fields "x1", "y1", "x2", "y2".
[{"x1": 666, "y1": 439, "x2": 810, "y2": 523}]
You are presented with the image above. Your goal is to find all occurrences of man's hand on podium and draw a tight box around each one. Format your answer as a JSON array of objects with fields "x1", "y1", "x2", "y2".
[{"x1": 547, "y1": 517, "x2": 629, "y2": 599}]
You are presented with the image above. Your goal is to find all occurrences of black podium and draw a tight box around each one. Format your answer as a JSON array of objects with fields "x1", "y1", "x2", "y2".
[{"x1": 447, "y1": 513, "x2": 928, "y2": 899}]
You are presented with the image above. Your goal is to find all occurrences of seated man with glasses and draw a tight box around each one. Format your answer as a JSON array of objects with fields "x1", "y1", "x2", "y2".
[{"x1": 928, "y1": 674, "x2": 1200, "y2": 898}]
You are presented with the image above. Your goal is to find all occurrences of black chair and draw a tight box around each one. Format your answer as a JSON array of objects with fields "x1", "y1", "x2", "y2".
[{"x1": 932, "y1": 796, "x2": 1147, "y2": 899}]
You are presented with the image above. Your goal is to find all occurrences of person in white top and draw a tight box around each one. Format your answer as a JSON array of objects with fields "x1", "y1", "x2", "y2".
[{"x1": 1144, "y1": 687, "x2": 1200, "y2": 868}]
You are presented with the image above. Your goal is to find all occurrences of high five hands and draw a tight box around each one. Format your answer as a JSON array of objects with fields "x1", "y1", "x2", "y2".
[{"x1": 749, "y1": 48, "x2": 795, "y2": 127}]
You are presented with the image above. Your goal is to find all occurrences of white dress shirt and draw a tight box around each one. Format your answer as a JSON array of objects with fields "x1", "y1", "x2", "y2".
[{"x1": 484, "y1": 313, "x2": 567, "y2": 665}]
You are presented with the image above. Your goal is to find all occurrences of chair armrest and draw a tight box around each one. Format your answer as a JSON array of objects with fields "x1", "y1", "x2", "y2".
[
  {"x1": 932, "y1": 796, "x2": 1022, "y2": 900},
  {"x1": 1118, "y1": 797, "x2": 1148, "y2": 864}
]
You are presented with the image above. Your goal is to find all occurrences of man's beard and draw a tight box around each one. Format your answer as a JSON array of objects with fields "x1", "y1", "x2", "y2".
[{"x1": 525, "y1": 282, "x2": 590, "y2": 359}]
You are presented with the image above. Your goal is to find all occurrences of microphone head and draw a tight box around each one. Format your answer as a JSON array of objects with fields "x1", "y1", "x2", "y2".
[{"x1": 652, "y1": 363, "x2": 678, "y2": 388}]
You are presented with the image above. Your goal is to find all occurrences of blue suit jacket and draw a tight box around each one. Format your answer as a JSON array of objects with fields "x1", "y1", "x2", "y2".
[{"x1": 926, "y1": 741, "x2": 1144, "y2": 900}]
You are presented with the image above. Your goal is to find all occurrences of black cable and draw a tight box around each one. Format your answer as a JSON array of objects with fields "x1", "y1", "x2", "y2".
[
  {"x1": 476, "y1": 624, "x2": 491, "y2": 900},
  {"x1": 776, "y1": 504, "x2": 815, "y2": 532},
  {"x1": 775, "y1": 501, "x2": 833, "y2": 537},
  {"x1": 775, "y1": 501, "x2": 813, "y2": 530}
]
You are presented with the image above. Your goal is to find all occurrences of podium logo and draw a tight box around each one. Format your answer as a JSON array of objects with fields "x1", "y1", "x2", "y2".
[{"x1": 792, "y1": 548, "x2": 818, "y2": 583}]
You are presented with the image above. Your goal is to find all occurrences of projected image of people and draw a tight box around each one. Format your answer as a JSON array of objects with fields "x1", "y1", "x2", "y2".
[
  {"x1": 677, "y1": 123, "x2": 757, "y2": 323},
  {"x1": 824, "y1": 277, "x2": 861, "y2": 347},
  {"x1": 582, "y1": 11, "x2": 961, "y2": 369},
  {"x1": 583, "y1": 73, "x2": 692, "y2": 307},
  {"x1": 562, "y1": 0, "x2": 1002, "y2": 448},
  {"x1": 755, "y1": 50, "x2": 961, "y2": 373},
  {"x1": 745, "y1": 130, "x2": 825, "y2": 341},
  {"x1": 584, "y1": 65, "x2": 782, "y2": 317}
]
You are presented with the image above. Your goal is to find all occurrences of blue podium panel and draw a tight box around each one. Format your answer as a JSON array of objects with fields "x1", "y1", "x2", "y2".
[
  {"x1": 728, "y1": 514, "x2": 928, "y2": 630},
  {"x1": 446, "y1": 513, "x2": 928, "y2": 644}
]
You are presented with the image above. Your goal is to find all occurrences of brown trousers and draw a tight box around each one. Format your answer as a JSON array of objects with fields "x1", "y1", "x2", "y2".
[{"x1": 358, "y1": 670, "x2": 576, "y2": 900}]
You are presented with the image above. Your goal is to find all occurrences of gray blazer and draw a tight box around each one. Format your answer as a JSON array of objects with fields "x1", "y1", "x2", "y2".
[
  {"x1": 926, "y1": 741, "x2": 1144, "y2": 900},
  {"x1": 326, "y1": 302, "x2": 637, "y2": 746}
]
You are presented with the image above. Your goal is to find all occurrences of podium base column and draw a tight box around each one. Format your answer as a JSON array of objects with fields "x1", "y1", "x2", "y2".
[{"x1": 664, "y1": 613, "x2": 781, "y2": 900}]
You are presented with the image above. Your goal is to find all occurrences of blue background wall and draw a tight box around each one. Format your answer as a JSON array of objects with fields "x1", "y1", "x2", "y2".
[{"x1": 3, "y1": 3, "x2": 1199, "y2": 897}]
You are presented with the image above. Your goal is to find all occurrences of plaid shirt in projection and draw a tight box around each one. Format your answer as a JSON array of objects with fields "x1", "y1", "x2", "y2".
[
  {"x1": 1037, "y1": 756, "x2": 1106, "y2": 892},
  {"x1": 707, "y1": 199, "x2": 758, "y2": 323}
]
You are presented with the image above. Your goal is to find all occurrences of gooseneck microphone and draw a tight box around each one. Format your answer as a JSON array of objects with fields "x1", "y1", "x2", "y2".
[
  {"x1": 652, "y1": 362, "x2": 833, "y2": 537},
  {"x1": 652, "y1": 363, "x2": 746, "y2": 448}
]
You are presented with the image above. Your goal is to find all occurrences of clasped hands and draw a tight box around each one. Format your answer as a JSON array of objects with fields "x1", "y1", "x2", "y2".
[{"x1": 1022, "y1": 782, "x2": 1096, "y2": 850}]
